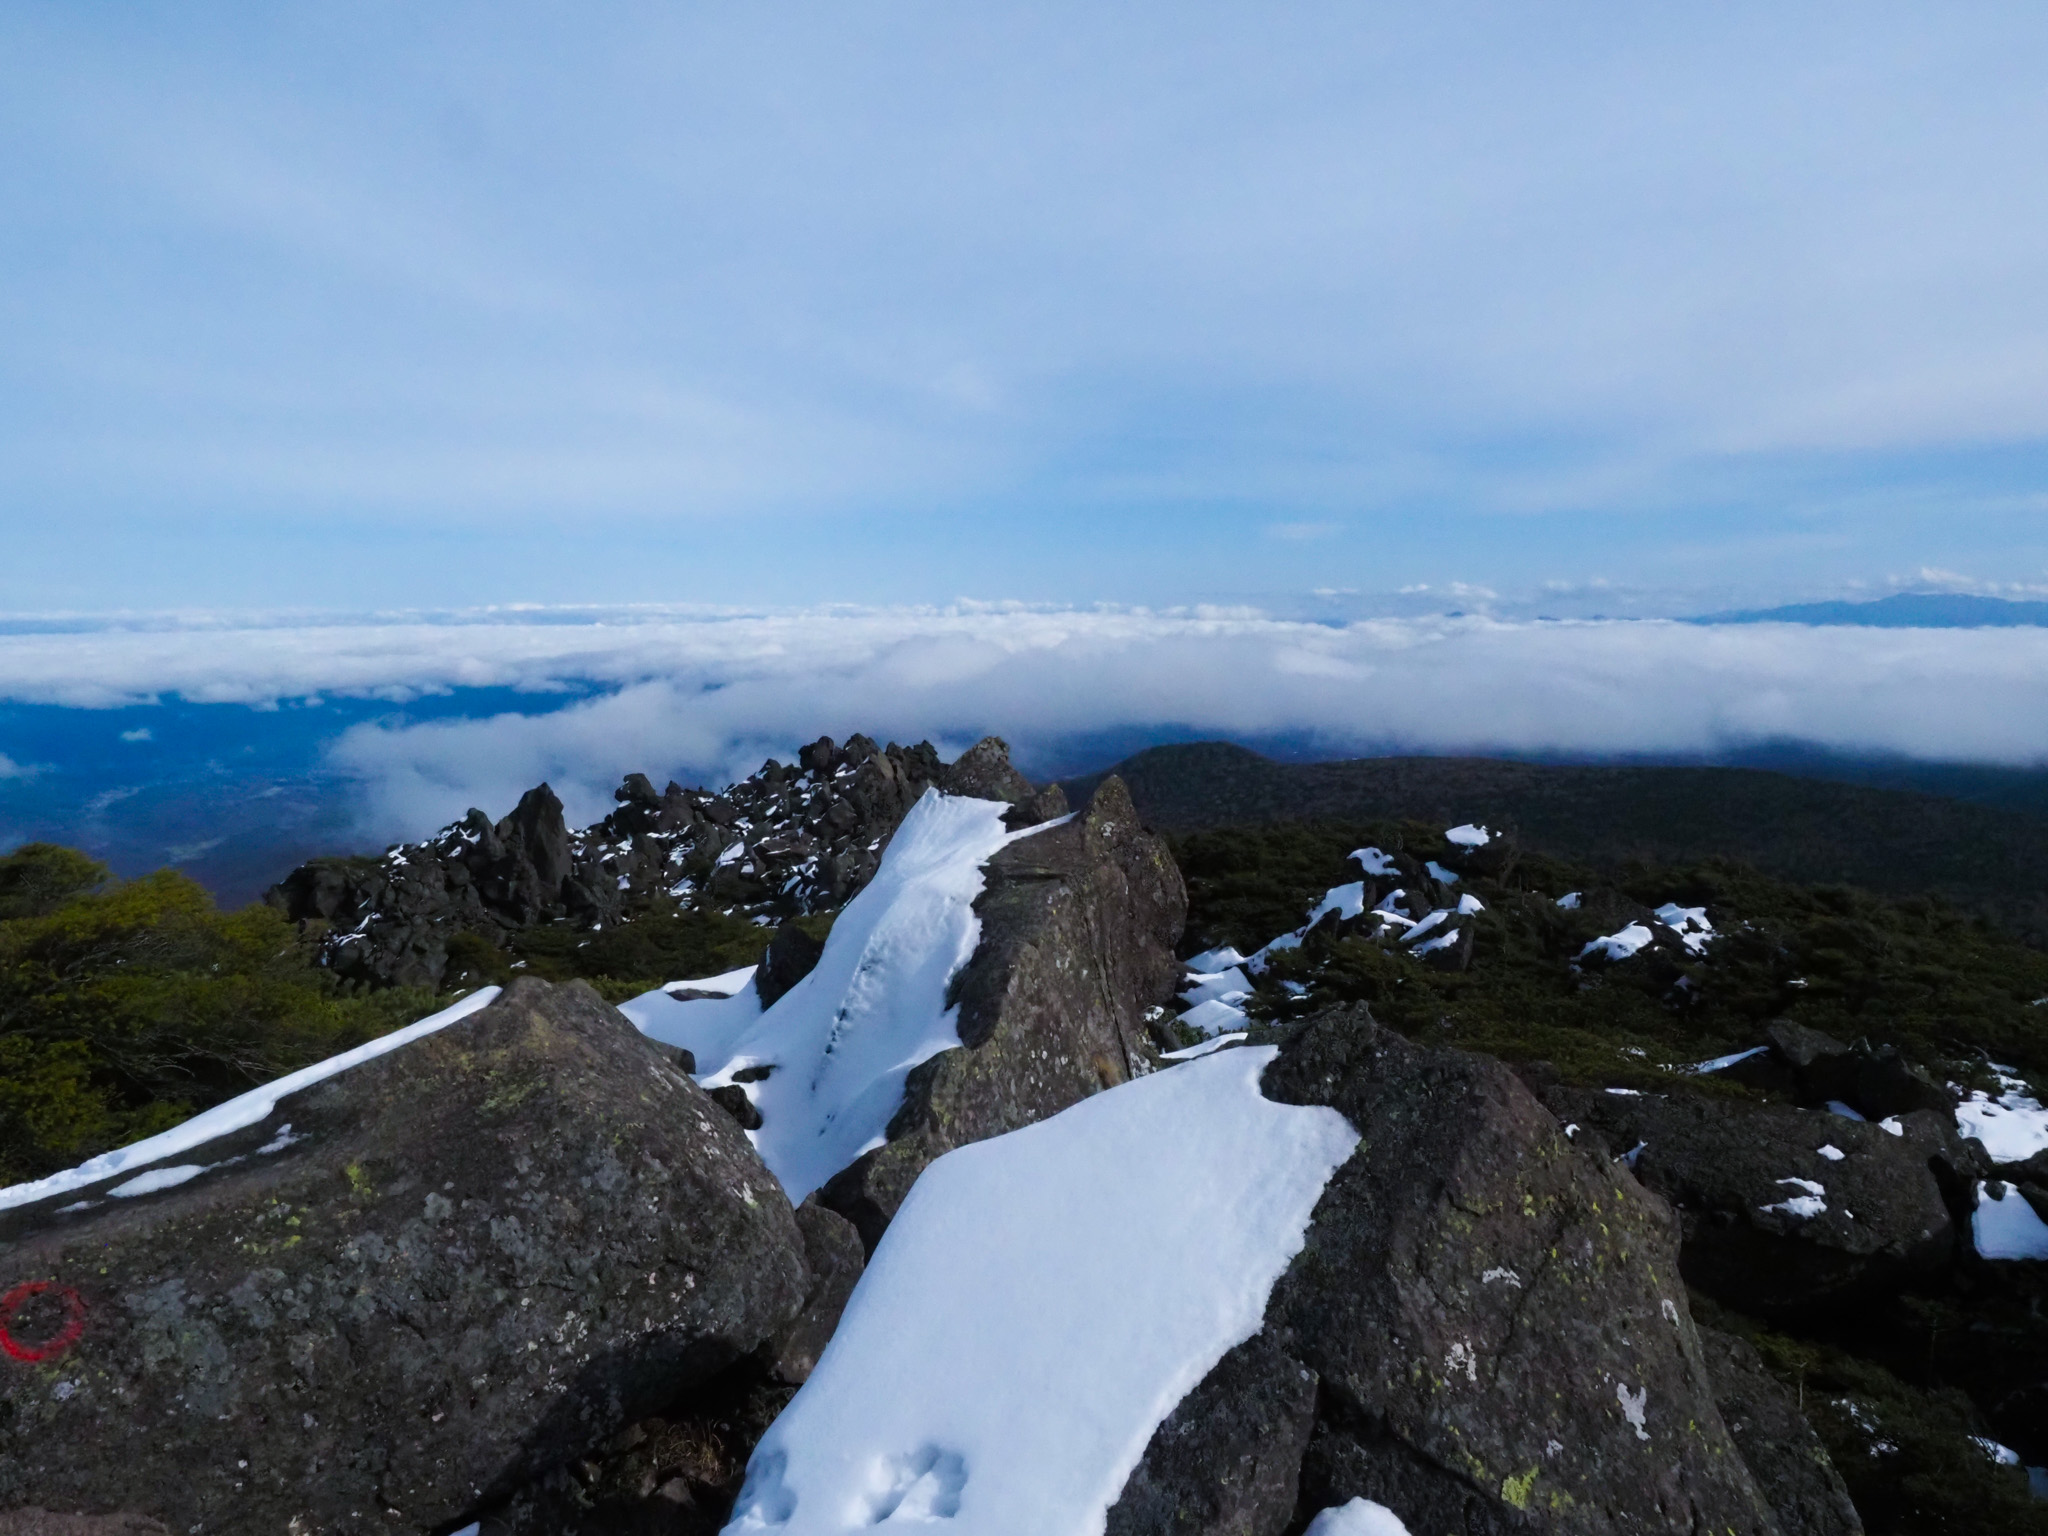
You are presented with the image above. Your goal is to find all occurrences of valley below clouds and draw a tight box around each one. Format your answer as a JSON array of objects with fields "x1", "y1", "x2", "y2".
[{"x1": 5, "y1": 606, "x2": 2047, "y2": 844}]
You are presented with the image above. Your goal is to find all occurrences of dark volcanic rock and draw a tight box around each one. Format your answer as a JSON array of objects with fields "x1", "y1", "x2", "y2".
[
  {"x1": 1725, "y1": 1023, "x2": 1951, "y2": 1122},
  {"x1": 1197, "y1": 1005, "x2": 1783, "y2": 1536},
  {"x1": 1543, "y1": 1086, "x2": 1958, "y2": 1315},
  {"x1": 1105, "y1": 1334, "x2": 1318, "y2": 1536},
  {"x1": 766, "y1": 1201, "x2": 866, "y2": 1387},
  {"x1": 1697, "y1": 1328, "x2": 1863, "y2": 1536},
  {"x1": 0, "y1": 1517, "x2": 170, "y2": 1536},
  {"x1": 269, "y1": 736, "x2": 1048, "y2": 993},
  {"x1": 817, "y1": 775, "x2": 1187, "y2": 1249},
  {"x1": 0, "y1": 978, "x2": 810, "y2": 1536},
  {"x1": 940, "y1": 734, "x2": 1037, "y2": 804},
  {"x1": 479, "y1": 1367, "x2": 794, "y2": 1536},
  {"x1": 1800, "y1": 1043, "x2": 1951, "y2": 1120},
  {"x1": 755, "y1": 921, "x2": 827, "y2": 1010}
]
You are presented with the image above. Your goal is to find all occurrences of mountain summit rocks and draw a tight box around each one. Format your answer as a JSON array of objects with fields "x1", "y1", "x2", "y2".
[
  {"x1": 816, "y1": 774, "x2": 1186, "y2": 1250},
  {"x1": 1110, "y1": 1005, "x2": 1790, "y2": 1536},
  {"x1": 268, "y1": 736, "x2": 1042, "y2": 990},
  {"x1": 0, "y1": 979, "x2": 810, "y2": 1536}
]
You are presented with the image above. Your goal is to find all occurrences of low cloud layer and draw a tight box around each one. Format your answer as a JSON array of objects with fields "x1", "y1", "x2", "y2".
[{"x1": 4, "y1": 607, "x2": 2033, "y2": 840}]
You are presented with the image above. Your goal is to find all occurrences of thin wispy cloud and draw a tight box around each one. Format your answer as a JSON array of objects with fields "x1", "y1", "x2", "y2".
[{"x1": 4, "y1": 7, "x2": 2048, "y2": 609}]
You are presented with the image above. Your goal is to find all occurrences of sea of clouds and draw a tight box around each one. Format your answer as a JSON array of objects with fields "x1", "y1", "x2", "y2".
[{"x1": 3, "y1": 605, "x2": 2046, "y2": 840}]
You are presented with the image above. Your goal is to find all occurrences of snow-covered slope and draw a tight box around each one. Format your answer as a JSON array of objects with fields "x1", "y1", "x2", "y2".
[
  {"x1": 692, "y1": 792, "x2": 1066, "y2": 1203},
  {"x1": 619, "y1": 969, "x2": 764, "y2": 1066},
  {"x1": 723, "y1": 1044, "x2": 1358, "y2": 1535},
  {"x1": 0, "y1": 986, "x2": 502, "y2": 1212}
]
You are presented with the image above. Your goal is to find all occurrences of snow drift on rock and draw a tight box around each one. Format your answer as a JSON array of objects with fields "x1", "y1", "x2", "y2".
[
  {"x1": 694, "y1": 792, "x2": 1063, "y2": 1203},
  {"x1": 1955, "y1": 1073, "x2": 2048, "y2": 1164},
  {"x1": 1304, "y1": 1501, "x2": 1414, "y2": 1536},
  {"x1": 723, "y1": 1044, "x2": 1359, "y2": 1535},
  {"x1": 620, "y1": 972, "x2": 764, "y2": 1065},
  {"x1": 0, "y1": 987, "x2": 503, "y2": 1213},
  {"x1": 1973, "y1": 1181, "x2": 2048, "y2": 1260}
]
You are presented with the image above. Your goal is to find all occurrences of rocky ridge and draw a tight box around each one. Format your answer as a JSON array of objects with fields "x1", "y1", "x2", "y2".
[
  {"x1": 817, "y1": 774, "x2": 1186, "y2": 1250},
  {"x1": 268, "y1": 735, "x2": 1047, "y2": 990}
]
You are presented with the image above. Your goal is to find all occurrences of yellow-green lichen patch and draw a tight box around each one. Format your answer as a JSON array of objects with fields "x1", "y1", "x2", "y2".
[{"x1": 1501, "y1": 1468, "x2": 1539, "y2": 1509}]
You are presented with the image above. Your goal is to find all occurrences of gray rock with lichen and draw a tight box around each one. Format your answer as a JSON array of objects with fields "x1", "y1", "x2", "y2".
[
  {"x1": 1541, "y1": 1086, "x2": 1960, "y2": 1316},
  {"x1": 1696, "y1": 1327, "x2": 1862, "y2": 1536},
  {"x1": 0, "y1": 978, "x2": 808, "y2": 1536},
  {"x1": 1113, "y1": 1004, "x2": 1784, "y2": 1536}
]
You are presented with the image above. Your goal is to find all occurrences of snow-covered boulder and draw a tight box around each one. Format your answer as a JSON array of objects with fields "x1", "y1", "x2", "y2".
[
  {"x1": 730, "y1": 1004, "x2": 1785, "y2": 1536},
  {"x1": 1543, "y1": 1085, "x2": 1961, "y2": 1314},
  {"x1": 817, "y1": 775, "x2": 1187, "y2": 1248},
  {"x1": 1132, "y1": 1006, "x2": 1785, "y2": 1536},
  {"x1": 0, "y1": 978, "x2": 810, "y2": 1536},
  {"x1": 724, "y1": 1042, "x2": 1359, "y2": 1535}
]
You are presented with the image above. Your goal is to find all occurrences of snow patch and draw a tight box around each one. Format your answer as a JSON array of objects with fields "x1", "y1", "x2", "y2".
[
  {"x1": 1974, "y1": 1182, "x2": 2048, "y2": 1261},
  {"x1": 1304, "y1": 1501, "x2": 1413, "y2": 1536},
  {"x1": 723, "y1": 1045, "x2": 1359, "y2": 1536},
  {"x1": 1159, "y1": 1032, "x2": 1247, "y2": 1061},
  {"x1": 1445, "y1": 824, "x2": 1491, "y2": 847},
  {"x1": 1179, "y1": 998, "x2": 1251, "y2": 1038},
  {"x1": 109, "y1": 1165, "x2": 206, "y2": 1198},
  {"x1": 1761, "y1": 1193, "x2": 1827, "y2": 1220},
  {"x1": 620, "y1": 978, "x2": 764, "y2": 1067},
  {"x1": 1581, "y1": 922, "x2": 1654, "y2": 962},
  {"x1": 1653, "y1": 903, "x2": 1715, "y2": 955},
  {"x1": 1180, "y1": 967, "x2": 1253, "y2": 1008},
  {"x1": 1350, "y1": 847, "x2": 1399, "y2": 878},
  {"x1": 1956, "y1": 1082, "x2": 2048, "y2": 1164}
]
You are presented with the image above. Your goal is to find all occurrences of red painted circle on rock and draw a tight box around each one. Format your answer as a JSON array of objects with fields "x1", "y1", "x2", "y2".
[{"x1": 0, "y1": 1282, "x2": 87, "y2": 1363}]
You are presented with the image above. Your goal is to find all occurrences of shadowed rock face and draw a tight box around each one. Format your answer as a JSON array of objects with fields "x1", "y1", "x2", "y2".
[
  {"x1": 1105, "y1": 1334, "x2": 1320, "y2": 1536},
  {"x1": 1697, "y1": 1328, "x2": 1862, "y2": 1536},
  {"x1": 817, "y1": 774, "x2": 1187, "y2": 1250},
  {"x1": 1113, "y1": 1007, "x2": 1785, "y2": 1536},
  {"x1": 1541, "y1": 1087, "x2": 1961, "y2": 1317},
  {"x1": 0, "y1": 979, "x2": 809, "y2": 1536}
]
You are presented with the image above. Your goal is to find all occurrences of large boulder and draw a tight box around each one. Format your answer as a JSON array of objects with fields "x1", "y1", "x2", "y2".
[
  {"x1": 817, "y1": 775, "x2": 1188, "y2": 1248},
  {"x1": 1722, "y1": 1023, "x2": 1952, "y2": 1121},
  {"x1": 1114, "y1": 1007, "x2": 1785, "y2": 1536},
  {"x1": 1696, "y1": 1328, "x2": 1862, "y2": 1536},
  {"x1": 0, "y1": 978, "x2": 810, "y2": 1536},
  {"x1": 1542, "y1": 1086, "x2": 1960, "y2": 1315}
]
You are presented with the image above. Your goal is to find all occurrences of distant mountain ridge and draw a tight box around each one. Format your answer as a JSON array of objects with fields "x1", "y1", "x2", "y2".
[{"x1": 1695, "y1": 591, "x2": 2048, "y2": 627}]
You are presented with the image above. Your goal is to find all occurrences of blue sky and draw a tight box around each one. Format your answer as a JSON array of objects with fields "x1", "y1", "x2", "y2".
[{"x1": 7, "y1": 3, "x2": 2048, "y2": 616}]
